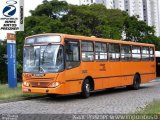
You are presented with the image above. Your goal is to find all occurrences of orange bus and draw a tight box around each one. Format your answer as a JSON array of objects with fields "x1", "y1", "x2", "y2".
[{"x1": 22, "y1": 33, "x2": 156, "y2": 98}]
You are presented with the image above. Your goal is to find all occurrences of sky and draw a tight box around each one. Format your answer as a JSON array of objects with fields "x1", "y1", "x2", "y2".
[{"x1": 0, "y1": 0, "x2": 79, "y2": 40}]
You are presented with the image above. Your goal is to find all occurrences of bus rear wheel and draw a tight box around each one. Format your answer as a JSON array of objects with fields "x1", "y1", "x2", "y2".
[
  {"x1": 127, "y1": 74, "x2": 141, "y2": 90},
  {"x1": 81, "y1": 79, "x2": 90, "y2": 98}
]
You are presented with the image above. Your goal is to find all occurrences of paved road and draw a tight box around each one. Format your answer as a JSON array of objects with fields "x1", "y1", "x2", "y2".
[{"x1": 0, "y1": 80, "x2": 160, "y2": 114}]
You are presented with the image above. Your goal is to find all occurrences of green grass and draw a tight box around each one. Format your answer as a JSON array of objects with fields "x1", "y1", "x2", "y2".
[
  {"x1": 133, "y1": 100, "x2": 160, "y2": 120},
  {"x1": 138, "y1": 100, "x2": 160, "y2": 114},
  {"x1": 0, "y1": 83, "x2": 41, "y2": 101}
]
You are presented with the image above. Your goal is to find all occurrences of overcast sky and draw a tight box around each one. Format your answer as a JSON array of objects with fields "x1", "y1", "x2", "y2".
[{"x1": 0, "y1": 0, "x2": 79, "y2": 40}]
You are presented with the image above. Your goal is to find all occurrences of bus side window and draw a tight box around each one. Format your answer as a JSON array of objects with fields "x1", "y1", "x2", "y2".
[
  {"x1": 81, "y1": 41, "x2": 94, "y2": 61},
  {"x1": 65, "y1": 40, "x2": 80, "y2": 69},
  {"x1": 150, "y1": 47, "x2": 155, "y2": 61},
  {"x1": 121, "y1": 44, "x2": 132, "y2": 61},
  {"x1": 141, "y1": 46, "x2": 150, "y2": 61},
  {"x1": 132, "y1": 46, "x2": 141, "y2": 61},
  {"x1": 108, "y1": 43, "x2": 120, "y2": 61},
  {"x1": 95, "y1": 42, "x2": 108, "y2": 61}
]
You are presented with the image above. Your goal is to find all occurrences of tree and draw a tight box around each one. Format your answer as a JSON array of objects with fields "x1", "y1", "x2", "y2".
[
  {"x1": 123, "y1": 16, "x2": 155, "y2": 42},
  {"x1": 142, "y1": 35, "x2": 160, "y2": 50},
  {"x1": 62, "y1": 4, "x2": 126, "y2": 39},
  {"x1": 30, "y1": 0, "x2": 69, "y2": 19},
  {"x1": 0, "y1": 41, "x2": 7, "y2": 83}
]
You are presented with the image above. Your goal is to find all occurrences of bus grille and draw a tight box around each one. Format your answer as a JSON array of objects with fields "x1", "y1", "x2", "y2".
[{"x1": 30, "y1": 82, "x2": 50, "y2": 88}]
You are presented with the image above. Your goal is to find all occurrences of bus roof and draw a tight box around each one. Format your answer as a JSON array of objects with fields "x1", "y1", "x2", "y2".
[{"x1": 26, "y1": 33, "x2": 155, "y2": 47}]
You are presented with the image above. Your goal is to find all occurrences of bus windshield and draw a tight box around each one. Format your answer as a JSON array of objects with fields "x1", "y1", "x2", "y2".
[{"x1": 23, "y1": 45, "x2": 64, "y2": 73}]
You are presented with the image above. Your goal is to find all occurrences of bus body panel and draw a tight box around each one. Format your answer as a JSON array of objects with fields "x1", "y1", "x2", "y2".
[
  {"x1": 61, "y1": 67, "x2": 83, "y2": 94},
  {"x1": 22, "y1": 33, "x2": 156, "y2": 95}
]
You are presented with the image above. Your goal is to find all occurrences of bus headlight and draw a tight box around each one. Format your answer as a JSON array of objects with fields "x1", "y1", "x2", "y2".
[
  {"x1": 48, "y1": 82, "x2": 60, "y2": 88},
  {"x1": 23, "y1": 81, "x2": 30, "y2": 87}
]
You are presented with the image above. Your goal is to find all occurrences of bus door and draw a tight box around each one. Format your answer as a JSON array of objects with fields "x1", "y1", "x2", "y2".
[{"x1": 64, "y1": 39, "x2": 82, "y2": 93}]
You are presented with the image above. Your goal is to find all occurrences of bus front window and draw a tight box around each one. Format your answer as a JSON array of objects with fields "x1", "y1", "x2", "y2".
[{"x1": 23, "y1": 45, "x2": 64, "y2": 73}]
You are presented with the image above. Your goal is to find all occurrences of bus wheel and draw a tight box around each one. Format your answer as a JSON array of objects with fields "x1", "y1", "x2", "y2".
[
  {"x1": 127, "y1": 74, "x2": 140, "y2": 90},
  {"x1": 81, "y1": 79, "x2": 90, "y2": 98}
]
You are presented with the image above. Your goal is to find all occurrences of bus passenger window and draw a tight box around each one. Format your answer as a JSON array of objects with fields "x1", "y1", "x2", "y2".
[
  {"x1": 81, "y1": 41, "x2": 94, "y2": 61},
  {"x1": 121, "y1": 44, "x2": 132, "y2": 61},
  {"x1": 95, "y1": 42, "x2": 108, "y2": 61},
  {"x1": 65, "y1": 40, "x2": 80, "y2": 69},
  {"x1": 108, "y1": 43, "x2": 120, "y2": 61},
  {"x1": 150, "y1": 47, "x2": 154, "y2": 61},
  {"x1": 141, "y1": 47, "x2": 150, "y2": 61},
  {"x1": 132, "y1": 46, "x2": 141, "y2": 61}
]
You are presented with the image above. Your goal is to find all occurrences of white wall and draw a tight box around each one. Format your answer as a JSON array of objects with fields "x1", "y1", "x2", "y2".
[{"x1": 114, "y1": 0, "x2": 125, "y2": 11}]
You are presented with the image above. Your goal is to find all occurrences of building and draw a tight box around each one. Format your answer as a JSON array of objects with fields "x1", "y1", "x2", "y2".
[
  {"x1": 79, "y1": 0, "x2": 97, "y2": 5},
  {"x1": 114, "y1": 0, "x2": 125, "y2": 11},
  {"x1": 79, "y1": 0, "x2": 160, "y2": 36},
  {"x1": 124, "y1": 0, "x2": 144, "y2": 21}
]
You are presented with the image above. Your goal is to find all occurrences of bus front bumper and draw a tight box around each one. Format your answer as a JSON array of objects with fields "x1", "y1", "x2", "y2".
[{"x1": 22, "y1": 85, "x2": 66, "y2": 95}]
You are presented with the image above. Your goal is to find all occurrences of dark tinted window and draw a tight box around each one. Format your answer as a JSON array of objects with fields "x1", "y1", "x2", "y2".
[{"x1": 65, "y1": 40, "x2": 80, "y2": 69}]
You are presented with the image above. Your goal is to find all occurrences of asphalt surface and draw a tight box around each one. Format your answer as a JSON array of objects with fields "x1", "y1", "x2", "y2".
[{"x1": 0, "y1": 80, "x2": 160, "y2": 115}]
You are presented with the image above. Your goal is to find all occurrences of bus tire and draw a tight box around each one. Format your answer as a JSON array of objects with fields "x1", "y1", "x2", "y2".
[
  {"x1": 127, "y1": 74, "x2": 140, "y2": 90},
  {"x1": 81, "y1": 79, "x2": 90, "y2": 98}
]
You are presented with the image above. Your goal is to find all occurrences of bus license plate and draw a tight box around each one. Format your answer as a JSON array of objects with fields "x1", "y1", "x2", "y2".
[{"x1": 23, "y1": 88, "x2": 29, "y2": 92}]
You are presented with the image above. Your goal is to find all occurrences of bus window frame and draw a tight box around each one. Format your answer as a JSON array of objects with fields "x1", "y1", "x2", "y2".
[
  {"x1": 132, "y1": 45, "x2": 142, "y2": 62},
  {"x1": 64, "y1": 39, "x2": 81, "y2": 70},
  {"x1": 141, "y1": 46, "x2": 150, "y2": 61},
  {"x1": 81, "y1": 40, "x2": 95, "y2": 62},
  {"x1": 149, "y1": 47, "x2": 155, "y2": 61},
  {"x1": 108, "y1": 43, "x2": 120, "y2": 62},
  {"x1": 120, "y1": 44, "x2": 132, "y2": 62},
  {"x1": 95, "y1": 41, "x2": 108, "y2": 62}
]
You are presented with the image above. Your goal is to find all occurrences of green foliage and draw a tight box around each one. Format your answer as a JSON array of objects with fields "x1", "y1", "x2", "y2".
[
  {"x1": 142, "y1": 35, "x2": 160, "y2": 50},
  {"x1": 0, "y1": 41, "x2": 7, "y2": 84},
  {"x1": 124, "y1": 16, "x2": 156, "y2": 42},
  {"x1": 30, "y1": 0, "x2": 69, "y2": 19},
  {"x1": 137, "y1": 100, "x2": 160, "y2": 114},
  {"x1": 61, "y1": 4, "x2": 127, "y2": 39}
]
